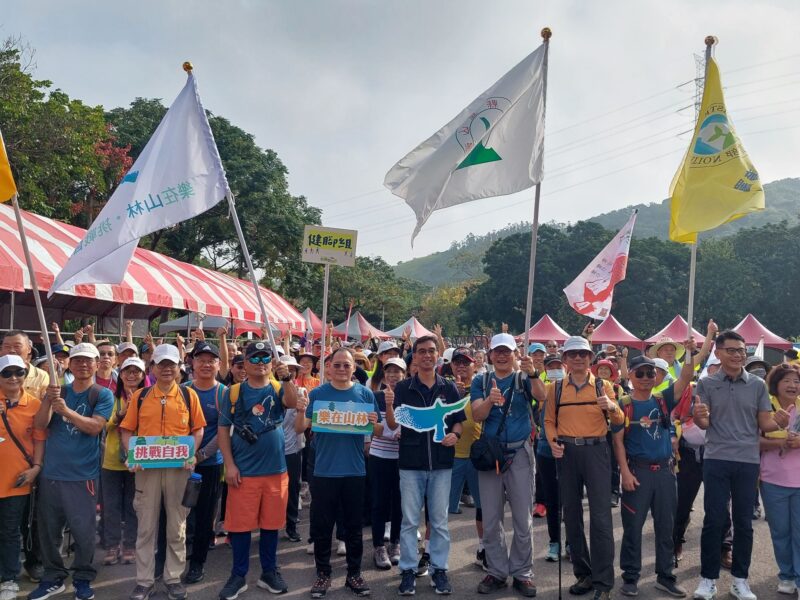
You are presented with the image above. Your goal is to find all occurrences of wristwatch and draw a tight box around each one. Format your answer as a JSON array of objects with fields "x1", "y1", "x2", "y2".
[{"x1": 454, "y1": 432, "x2": 462, "y2": 440}]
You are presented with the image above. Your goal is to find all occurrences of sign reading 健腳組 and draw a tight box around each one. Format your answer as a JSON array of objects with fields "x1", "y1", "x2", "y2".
[
  {"x1": 127, "y1": 436, "x2": 196, "y2": 469},
  {"x1": 302, "y1": 225, "x2": 357, "y2": 267}
]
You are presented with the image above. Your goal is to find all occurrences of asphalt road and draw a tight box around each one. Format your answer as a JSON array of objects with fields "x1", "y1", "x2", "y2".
[{"x1": 13, "y1": 490, "x2": 785, "y2": 600}]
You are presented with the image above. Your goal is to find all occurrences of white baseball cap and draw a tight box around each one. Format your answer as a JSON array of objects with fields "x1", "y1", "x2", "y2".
[
  {"x1": 0, "y1": 354, "x2": 27, "y2": 372},
  {"x1": 384, "y1": 357, "x2": 407, "y2": 371},
  {"x1": 152, "y1": 344, "x2": 181, "y2": 364},
  {"x1": 117, "y1": 342, "x2": 138, "y2": 355},
  {"x1": 69, "y1": 343, "x2": 100, "y2": 360},
  {"x1": 119, "y1": 357, "x2": 146, "y2": 373},
  {"x1": 652, "y1": 358, "x2": 670, "y2": 373},
  {"x1": 377, "y1": 340, "x2": 399, "y2": 355},
  {"x1": 442, "y1": 348, "x2": 455, "y2": 364},
  {"x1": 561, "y1": 336, "x2": 593, "y2": 355},
  {"x1": 490, "y1": 333, "x2": 517, "y2": 351},
  {"x1": 279, "y1": 355, "x2": 300, "y2": 370}
]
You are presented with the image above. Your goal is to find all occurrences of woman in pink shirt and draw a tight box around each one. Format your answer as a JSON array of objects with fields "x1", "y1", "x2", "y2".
[{"x1": 760, "y1": 363, "x2": 800, "y2": 596}]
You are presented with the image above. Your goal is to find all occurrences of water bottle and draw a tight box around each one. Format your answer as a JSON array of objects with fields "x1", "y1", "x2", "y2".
[{"x1": 181, "y1": 472, "x2": 203, "y2": 508}]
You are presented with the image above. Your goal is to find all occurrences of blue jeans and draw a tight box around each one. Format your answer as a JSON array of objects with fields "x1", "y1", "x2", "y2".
[
  {"x1": 399, "y1": 469, "x2": 451, "y2": 573},
  {"x1": 761, "y1": 481, "x2": 800, "y2": 587},
  {"x1": 700, "y1": 459, "x2": 759, "y2": 580},
  {"x1": 449, "y1": 458, "x2": 481, "y2": 513},
  {"x1": 0, "y1": 495, "x2": 27, "y2": 581}
]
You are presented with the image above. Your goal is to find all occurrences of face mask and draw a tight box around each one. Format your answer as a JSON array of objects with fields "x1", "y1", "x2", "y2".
[
  {"x1": 546, "y1": 369, "x2": 565, "y2": 381},
  {"x1": 749, "y1": 368, "x2": 766, "y2": 379}
]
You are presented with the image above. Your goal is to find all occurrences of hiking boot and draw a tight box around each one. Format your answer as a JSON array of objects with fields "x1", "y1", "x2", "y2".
[
  {"x1": 513, "y1": 577, "x2": 537, "y2": 597},
  {"x1": 373, "y1": 546, "x2": 391, "y2": 570},
  {"x1": 417, "y1": 553, "x2": 430, "y2": 577},
  {"x1": 128, "y1": 585, "x2": 154, "y2": 600},
  {"x1": 122, "y1": 548, "x2": 136, "y2": 564},
  {"x1": 24, "y1": 563, "x2": 44, "y2": 583},
  {"x1": 475, "y1": 548, "x2": 488, "y2": 571},
  {"x1": 166, "y1": 582, "x2": 187, "y2": 600},
  {"x1": 73, "y1": 580, "x2": 94, "y2": 600},
  {"x1": 0, "y1": 581, "x2": 19, "y2": 600},
  {"x1": 27, "y1": 580, "x2": 66, "y2": 600},
  {"x1": 399, "y1": 570, "x2": 416, "y2": 596},
  {"x1": 183, "y1": 563, "x2": 205, "y2": 584},
  {"x1": 344, "y1": 573, "x2": 370, "y2": 597},
  {"x1": 620, "y1": 581, "x2": 638, "y2": 596},
  {"x1": 259, "y1": 569, "x2": 288, "y2": 594},
  {"x1": 103, "y1": 547, "x2": 120, "y2": 566},
  {"x1": 656, "y1": 579, "x2": 687, "y2": 598},
  {"x1": 569, "y1": 576, "x2": 593, "y2": 595},
  {"x1": 478, "y1": 574, "x2": 507, "y2": 594},
  {"x1": 692, "y1": 578, "x2": 717, "y2": 600},
  {"x1": 310, "y1": 573, "x2": 331, "y2": 598},
  {"x1": 545, "y1": 542, "x2": 559, "y2": 562},
  {"x1": 592, "y1": 591, "x2": 611, "y2": 600},
  {"x1": 388, "y1": 543, "x2": 401, "y2": 565},
  {"x1": 430, "y1": 570, "x2": 452, "y2": 595},
  {"x1": 219, "y1": 574, "x2": 247, "y2": 600},
  {"x1": 730, "y1": 578, "x2": 756, "y2": 600}
]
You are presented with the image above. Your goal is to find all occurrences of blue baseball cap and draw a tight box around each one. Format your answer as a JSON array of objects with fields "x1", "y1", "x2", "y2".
[
  {"x1": 51, "y1": 343, "x2": 70, "y2": 356},
  {"x1": 528, "y1": 343, "x2": 546, "y2": 354}
]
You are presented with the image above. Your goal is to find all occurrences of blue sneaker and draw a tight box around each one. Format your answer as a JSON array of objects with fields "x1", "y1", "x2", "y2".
[
  {"x1": 73, "y1": 580, "x2": 94, "y2": 600},
  {"x1": 27, "y1": 580, "x2": 65, "y2": 600}
]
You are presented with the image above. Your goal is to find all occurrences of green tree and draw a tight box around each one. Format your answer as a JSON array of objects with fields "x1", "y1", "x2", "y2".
[{"x1": 419, "y1": 282, "x2": 470, "y2": 335}]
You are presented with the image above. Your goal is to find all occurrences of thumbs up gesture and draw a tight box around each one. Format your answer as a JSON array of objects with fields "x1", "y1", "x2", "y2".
[
  {"x1": 384, "y1": 385, "x2": 395, "y2": 408},
  {"x1": 774, "y1": 407, "x2": 791, "y2": 430},
  {"x1": 596, "y1": 394, "x2": 615, "y2": 412},
  {"x1": 488, "y1": 379, "x2": 504, "y2": 406},
  {"x1": 693, "y1": 401, "x2": 710, "y2": 422}
]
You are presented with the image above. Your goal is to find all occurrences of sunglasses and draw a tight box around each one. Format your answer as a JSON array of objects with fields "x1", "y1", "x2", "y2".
[
  {"x1": 248, "y1": 355, "x2": 273, "y2": 365},
  {"x1": 98, "y1": 351, "x2": 116, "y2": 358},
  {"x1": 633, "y1": 368, "x2": 657, "y2": 379},
  {"x1": 0, "y1": 369, "x2": 27, "y2": 379},
  {"x1": 564, "y1": 350, "x2": 592, "y2": 359}
]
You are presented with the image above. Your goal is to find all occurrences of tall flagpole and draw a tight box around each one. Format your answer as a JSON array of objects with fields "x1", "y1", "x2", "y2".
[
  {"x1": 522, "y1": 27, "x2": 551, "y2": 350},
  {"x1": 319, "y1": 264, "x2": 330, "y2": 382},
  {"x1": 686, "y1": 35, "x2": 716, "y2": 339},
  {"x1": 226, "y1": 192, "x2": 281, "y2": 358},
  {"x1": 11, "y1": 194, "x2": 57, "y2": 381}
]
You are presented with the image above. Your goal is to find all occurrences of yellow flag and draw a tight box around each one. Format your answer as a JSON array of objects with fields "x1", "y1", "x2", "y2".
[
  {"x1": 669, "y1": 57, "x2": 764, "y2": 244},
  {"x1": 0, "y1": 128, "x2": 17, "y2": 203}
]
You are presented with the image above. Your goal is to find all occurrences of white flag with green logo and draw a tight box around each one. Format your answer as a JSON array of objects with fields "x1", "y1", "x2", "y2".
[
  {"x1": 384, "y1": 45, "x2": 546, "y2": 243},
  {"x1": 50, "y1": 72, "x2": 230, "y2": 296}
]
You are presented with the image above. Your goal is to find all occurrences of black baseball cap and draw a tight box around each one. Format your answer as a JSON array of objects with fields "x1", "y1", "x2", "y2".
[
  {"x1": 244, "y1": 341, "x2": 272, "y2": 359},
  {"x1": 452, "y1": 347, "x2": 474, "y2": 363},
  {"x1": 543, "y1": 354, "x2": 562, "y2": 367},
  {"x1": 628, "y1": 355, "x2": 655, "y2": 371},
  {"x1": 51, "y1": 343, "x2": 70, "y2": 356},
  {"x1": 191, "y1": 341, "x2": 219, "y2": 358}
]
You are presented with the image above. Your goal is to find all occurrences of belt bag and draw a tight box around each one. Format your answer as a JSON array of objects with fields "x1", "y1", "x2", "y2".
[{"x1": 470, "y1": 376, "x2": 517, "y2": 473}]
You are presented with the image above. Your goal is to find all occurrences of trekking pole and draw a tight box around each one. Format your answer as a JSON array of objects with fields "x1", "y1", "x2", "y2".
[{"x1": 555, "y1": 453, "x2": 563, "y2": 600}]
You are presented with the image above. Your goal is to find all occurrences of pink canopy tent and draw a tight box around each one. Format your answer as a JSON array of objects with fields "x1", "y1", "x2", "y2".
[
  {"x1": 385, "y1": 316, "x2": 435, "y2": 340},
  {"x1": 645, "y1": 315, "x2": 703, "y2": 346},
  {"x1": 301, "y1": 308, "x2": 346, "y2": 340},
  {"x1": 334, "y1": 311, "x2": 391, "y2": 341},
  {"x1": 591, "y1": 315, "x2": 643, "y2": 349},
  {"x1": 516, "y1": 315, "x2": 570, "y2": 343},
  {"x1": 733, "y1": 313, "x2": 792, "y2": 350}
]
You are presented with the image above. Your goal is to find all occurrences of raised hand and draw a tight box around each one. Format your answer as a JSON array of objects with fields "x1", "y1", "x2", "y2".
[
  {"x1": 596, "y1": 394, "x2": 616, "y2": 412},
  {"x1": 774, "y1": 407, "x2": 791, "y2": 430},
  {"x1": 501, "y1": 322, "x2": 509, "y2": 333},
  {"x1": 488, "y1": 379, "x2": 504, "y2": 406},
  {"x1": 519, "y1": 355, "x2": 535, "y2": 375},
  {"x1": 216, "y1": 327, "x2": 228, "y2": 340},
  {"x1": 693, "y1": 401, "x2": 710, "y2": 421}
]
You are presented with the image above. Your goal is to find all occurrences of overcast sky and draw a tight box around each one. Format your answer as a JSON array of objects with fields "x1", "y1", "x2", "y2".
[{"x1": 5, "y1": 1, "x2": 799, "y2": 265}]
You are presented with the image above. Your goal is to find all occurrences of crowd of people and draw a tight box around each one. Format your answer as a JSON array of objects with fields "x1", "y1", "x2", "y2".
[{"x1": 0, "y1": 318, "x2": 799, "y2": 600}]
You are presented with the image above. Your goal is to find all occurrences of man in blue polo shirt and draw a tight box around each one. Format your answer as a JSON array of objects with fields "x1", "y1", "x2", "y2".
[{"x1": 612, "y1": 355, "x2": 687, "y2": 598}]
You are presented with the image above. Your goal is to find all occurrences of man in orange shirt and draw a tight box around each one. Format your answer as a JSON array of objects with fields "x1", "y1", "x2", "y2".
[
  {"x1": 0, "y1": 355, "x2": 45, "y2": 600},
  {"x1": 120, "y1": 344, "x2": 206, "y2": 600},
  {"x1": 544, "y1": 336, "x2": 623, "y2": 600}
]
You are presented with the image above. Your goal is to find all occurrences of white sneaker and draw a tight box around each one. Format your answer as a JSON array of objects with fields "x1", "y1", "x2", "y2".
[
  {"x1": 337, "y1": 540, "x2": 347, "y2": 556},
  {"x1": 0, "y1": 580, "x2": 19, "y2": 600},
  {"x1": 778, "y1": 580, "x2": 796, "y2": 595},
  {"x1": 731, "y1": 578, "x2": 757, "y2": 600},
  {"x1": 306, "y1": 542, "x2": 314, "y2": 555},
  {"x1": 693, "y1": 578, "x2": 717, "y2": 600}
]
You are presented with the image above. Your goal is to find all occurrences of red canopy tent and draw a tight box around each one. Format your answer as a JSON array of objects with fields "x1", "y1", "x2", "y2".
[
  {"x1": 591, "y1": 315, "x2": 643, "y2": 349},
  {"x1": 645, "y1": 316, "x2": 703, "y2": 346},
  {"x1": 385, "y1": 317, "x2": 435, "y2": 340},
  {"x1": 301, "y1": 308, "x2": 346, "y2": 340},
  {"x1": 334, "y1": 311, "x2": 391, "y2": 341},
  {"x1": 516, "y1": 315, "x2": 570, "y2": 343},
  {"x1": 733, "y1": 313, "x2": 792, "y2": 350}
]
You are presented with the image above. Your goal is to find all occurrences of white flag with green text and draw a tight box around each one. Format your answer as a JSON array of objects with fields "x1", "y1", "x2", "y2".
[{"x1": 384, "y1": 45, "x2": 546, "y2": 243}]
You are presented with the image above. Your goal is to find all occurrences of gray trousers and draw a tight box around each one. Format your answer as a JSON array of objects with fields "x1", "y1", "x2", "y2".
[
  {"x1": 38, "y1": 478, "x2": 98, "y2": 583},
  {"x1": 478, "y1": 441, "x2": 534, "y2": 581},
  {"x1": 620, "y1": 462, "x2": 678, "y2": 584}
]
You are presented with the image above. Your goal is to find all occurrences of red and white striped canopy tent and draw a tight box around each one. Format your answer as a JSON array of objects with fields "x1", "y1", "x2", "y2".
[
  {"x1": 300, "y1": 308, "x2": 346, "y2": 339},
  {"x1": 732, "y1": 313, "x2": 792, "y2": 350},
  {"x1": 384, "y1": 317, "x2": 435, "y2": 340},
  {"x1": 0, "y1": 203, "x2": 304, "y2": 331},
  {"x1": 591, "y1": 314, "x2": 643, "y2": 349},
  {"x1": 334, "y1": 311, "x2": 391, "y2": 341},
  {"x1": 645, "y1": 315, "x2": 703, "y2": 346},
  {"x1": 516, "y1": 315, "x2": 570, "y2": 343}
]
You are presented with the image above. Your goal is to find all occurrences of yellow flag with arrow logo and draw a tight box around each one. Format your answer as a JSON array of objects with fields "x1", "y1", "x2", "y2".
[
  {"x1": 0, "y1": 128, "x2": 17, "y2": 203},
  {"x1": 669, "y1": 57, "x2": 764, "y2": 244}
]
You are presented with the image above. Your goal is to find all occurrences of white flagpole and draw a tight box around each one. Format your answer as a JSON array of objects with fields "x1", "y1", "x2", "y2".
[
  {"x1": 522, "y1": 27, "x2": 551, "y2": 350},
  {"x1": 10, "y1": 194, "x2": 57, "y2": 382},
  {"x1": 226, "y1": 192, "x2": 281, "y2": 358},
  {"x1": 686, "y1": 36, "x2": 716, "y2": 339},
  {"x1": 319, "y1": 264, "x2": 330, "y2": 381}
]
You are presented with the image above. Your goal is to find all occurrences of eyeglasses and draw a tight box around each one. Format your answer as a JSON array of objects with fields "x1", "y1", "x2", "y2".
[
  {"x1": 564, "y1": 350, "x2": 592, "y2": 359},
  {"x1": 193, "y1": 359, "x2": 218, "y2": 366},
  {"x1": 415, "y1": 348, "x2": 437, "y2": 356},
  {"x1": 248, "y1": 355, "x2": 273, "y2": 364},
  {"x1": 98, "y1": 351, "x2": 116, "y2": 358},
  {"x1": 720, "y1": 347, "x2": 747, "y2": 356},
  {"x1": 633, "y1": 368, "x2": 657, "y2": 379},
  {"x1": 331, "y1": 362, "x2": 353, "y2": 370},
  {"x1": 0, "y1": 369, "x2": 26, "y2": 379}
]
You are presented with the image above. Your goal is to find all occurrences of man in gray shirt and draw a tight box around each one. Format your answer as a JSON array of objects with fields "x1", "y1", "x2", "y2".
[{"x1": 691, "y1": 330, "x2": 790, "y2": 600}]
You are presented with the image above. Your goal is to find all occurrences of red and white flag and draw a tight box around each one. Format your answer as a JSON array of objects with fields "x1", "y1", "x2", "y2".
[{"x1": 563, "y1": 211, "x2": 637, "y2": 320}]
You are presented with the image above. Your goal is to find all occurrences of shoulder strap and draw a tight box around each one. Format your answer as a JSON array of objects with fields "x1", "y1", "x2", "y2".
[
  {"x1": 554, "y1": 380, "x2": 563, "y2": 430},
  {"x1": 619, "y1": 394, "x2": 633, "y2": 433},
  {"x1": 179, "y1": 385, "x2": 193, "y2": 430},
  {"x1": 0, "y1": 409, "x2": 33, "y2": 467},
  {"x1": 87, "y1": 384, "x2": 102, "y2": 411},
  {"x1": 137, "y1": 386, "x2": 153, "y2": 414},
  {"x1": 229, "y1": 383, "x2": 241, "y2": 414}
]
